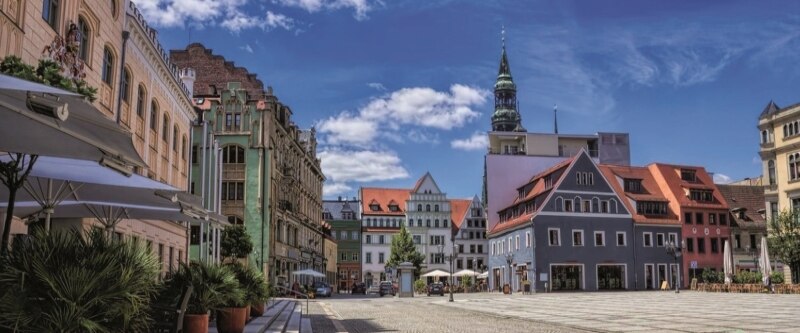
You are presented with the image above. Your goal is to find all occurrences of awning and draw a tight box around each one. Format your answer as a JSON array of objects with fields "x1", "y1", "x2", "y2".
[
  {"x1": 0, "y1": 74, "x2": 145, "y2": 168},
  {"x1": 421, "y1": 269, "x2": 451, "y2": 277}
]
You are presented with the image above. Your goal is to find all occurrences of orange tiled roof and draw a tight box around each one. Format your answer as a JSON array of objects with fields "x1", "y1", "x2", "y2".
[
  {"x1": 450, "y1": 199, "x2": 472, "y2": 230},
  {"x1": 360, "y1": 187, "x2": 411, "y2": 216},
  {"x1": 648, "y1": 163, "x2": 729, "y2": 210},
  {"x1": 598, "y1": 164, "x2": 681, "y2": 225},
  {"x1": 489, "y1": 213, "x2": 533, "y2": 234}
]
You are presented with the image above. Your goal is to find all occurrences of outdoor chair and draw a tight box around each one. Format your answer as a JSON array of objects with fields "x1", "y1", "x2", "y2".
[{"x1": 151, "y1": 285, "x2": 194, "y2": 333}]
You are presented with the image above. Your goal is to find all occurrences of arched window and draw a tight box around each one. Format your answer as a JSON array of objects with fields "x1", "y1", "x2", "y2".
[
  {"x1": 766, "y1": 159, "x2": 775, "y2": 185},
  {"x1": 172, "y1": 125, "x2": 178, "y2": 151},
  {"x1": 417, "y1": 204, "x2": 422, "y2": 211},
  {"x1": 162, "y1": 114, "x2": 169, "y2": 141},
  {"x1": 149, "y1": 100, "x2": 158, "y2": 130},
  {"x1": 78, "y1": 17, "x2": 90, "y2": 62},
  {"x1": 110, "y1": 0, "x2": 118, "y2": 18},
  {"x1": 610, "y1": 199, "x2": 618, "y2": 214},
  {"x1": 554, "y1": 197, "x2": 563, "y2": 212},
  {"x1": 222, "y1": 145, "x2": 245, "y2": 164},
  {"x1": 434, "y1": 219, "x2": 439, "y2": 228},
  {"x1": 434, "y1": 204, "x2": 439, "y2": 212},
  {"x1": 102, "y1": 47, "x2": 114, "y2": 85},
  {"x1": 426, "y1": 204, "x2": 431, "y2": 212},
  {"x1": 136, "y1": 85, "x2": 146, "y2": 117},
  {"x1": 789, "y1": 153, "x2": 800, "y2": 181},
  {"x1": 227, "y1": 216, "x2": 244, "y2": 225},
  {"x1": 182, "y1": 136, "x2": 188, "y2": 160},
  {"x1": 121, "y1": 68, "x2": 131, "y2": 103}
]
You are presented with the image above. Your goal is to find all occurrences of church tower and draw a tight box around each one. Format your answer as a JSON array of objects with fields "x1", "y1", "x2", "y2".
[{"x1": 491, "y1": 30, "x2": 526, "y2": 132}]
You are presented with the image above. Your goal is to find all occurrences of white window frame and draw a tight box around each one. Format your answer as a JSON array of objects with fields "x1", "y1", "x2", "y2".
[
  {"x1": 572, "y1": 229, "x2": 584, "y2": 247},
  {"x1": 564, "y1": 199, "x2": 573, "y2": 212},
  {"x1": 668, "y1": 232, "x2": 678, "y2": 245},
  {"x1": 656, "y1": 233, "x2": 665, "y2": 247},
  {"x1": 365, "y1": 252, "x2": 372, "y2": 264},
  {"x1": 548, "y1": 228, "x2": 561, "y2": 246},
  {"x1": 508, "y1": 236, "x2": 512, "y2": 252},
  {"x1": 643, "y1": 232, "x2": 653, "y2": 247},
  {"x1": 616, "y1": 231, "x2": 627, "y2": 246},
  {"x1": 515, "y1": 235, "x2": 520, "y2": 250},
  {"x1": 594, "y1": 231, "x2": 606, "y2": 247},
  {"x1": 526, "y1": 231, "x2": 531, "y2": 248}
]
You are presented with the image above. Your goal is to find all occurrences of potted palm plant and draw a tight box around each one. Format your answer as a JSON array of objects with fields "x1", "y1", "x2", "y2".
[
  {"x1": 0, "y1": 229, "x2": 159, "y2": 332},
  {"x1": 165, "y1": 261, "x2": 243, "y2": 333},
  {"x1": 228, "y1": 263, "x2": 270, "y2": 318}
]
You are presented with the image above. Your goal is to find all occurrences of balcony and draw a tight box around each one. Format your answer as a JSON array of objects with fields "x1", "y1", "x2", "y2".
[{"x1": 760, "y1": 141, "x2": 775, "y2": 149}]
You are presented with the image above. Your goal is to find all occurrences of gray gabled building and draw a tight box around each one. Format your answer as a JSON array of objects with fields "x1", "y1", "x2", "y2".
[{"x1": 488, "y1": 150, "x2": 634, "y2": 292}]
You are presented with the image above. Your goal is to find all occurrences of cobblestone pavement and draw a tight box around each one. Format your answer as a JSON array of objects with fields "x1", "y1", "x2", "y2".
[
  {"x1": 433, "y1": 291, "x2": 800, "y2": 333},
  {"x1": 307, "y1": 293, "x2": 592, "y2": 333}
]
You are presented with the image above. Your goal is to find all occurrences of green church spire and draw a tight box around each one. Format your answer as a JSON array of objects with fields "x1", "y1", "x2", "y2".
[{"x1": 491, "y1": 27, "x2": 525, "y2": 132}]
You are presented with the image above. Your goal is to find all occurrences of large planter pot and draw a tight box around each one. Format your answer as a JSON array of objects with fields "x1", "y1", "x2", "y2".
[
  {"x1": 216, "y1": 307, "x2": 248, "y2": 333},
  {"x1": 251, "y1": 302, "x2": 266, "y2": 317},
  {"x1": 183, "y1": 313, "x2": 210, "y2": 333}
]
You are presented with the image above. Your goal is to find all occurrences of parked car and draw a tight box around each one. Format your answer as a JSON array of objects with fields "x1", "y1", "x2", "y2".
[
  {"x1": 428, "y1": 282, "x2": 444, "y2": 296},
  {"x1": 351, "y1": 282, "x2": 367, "y2": 295},
  {"x1": 379, "y1": 281, "x2": 395, "y2": 297},
  {"x1": 314, "y1": 282, "x2": 332, "y2": 297}
]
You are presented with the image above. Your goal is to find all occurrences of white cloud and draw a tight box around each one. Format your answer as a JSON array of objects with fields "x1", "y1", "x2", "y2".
[
  {"x1": 317, "y1": 84, "x2": 487, "y2": 148},
  {"x1": 239, "y1": 44, "x2": 254, "y2": 53},
  {"x1": 273, "y1": 0, "x2": 376, "y2": 20},
  {"x1": 713, "y1": 173, "x2": 732, "y2": 184},
  {"x1": 318, "y1": 149, "x2": 409, "y2": 183},
  {"x1": 367, "y1": 82, "x2": 386, "y2": 91},
  {"x1": 323, "y1": 182, "x2": 353, "y2": 197},
  {"x1": 266, "y1": 11, "x2": 295, "y2": 30},
  {"x1": 317, "y1": 112, "x2": 378, "y2": 146},
  {"x1": 360, "y1": 84, "x2": 487, "y2": 130},
  {"x1": 450, "y1": 132, "x2": 488, "y2": 151}
]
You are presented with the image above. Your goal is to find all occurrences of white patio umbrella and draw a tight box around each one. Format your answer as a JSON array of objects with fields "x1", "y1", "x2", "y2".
[
  {"x1": 452, "y1": 269, "x2": 478, "y2": 277},
  {"x1": 292, "y1": 269, "x2": 326, "y2": 278},
  {"x1": 723, "y1": 239, "x2": 734, "y2": 285},
  {"x1": 0, "y1": 156, "x2": 175, "y2": 231},
  {"x1": 0, "y1": 74, "x2": 144, "y2": 167},
  {"x1": 421, "y1": 269, "x2": 451, "y2": 278},
  {"x1": 477, "y1": 271, "x2": 489, "y2": 279},
  {"x1": 759, "y1": 237, "x2": 772, "y2": 286}
]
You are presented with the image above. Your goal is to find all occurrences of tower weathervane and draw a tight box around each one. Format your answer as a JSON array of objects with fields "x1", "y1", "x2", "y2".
[{"x1": 501, "y1": 25, "x2": 506, "y2": 49}]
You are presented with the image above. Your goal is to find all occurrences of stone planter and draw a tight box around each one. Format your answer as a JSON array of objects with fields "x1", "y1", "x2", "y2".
[{"x1": 251, "y1": 302, "x2": 266, "y2": 317}]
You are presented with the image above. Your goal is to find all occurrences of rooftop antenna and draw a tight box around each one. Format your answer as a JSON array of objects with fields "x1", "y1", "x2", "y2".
[
  {"x1": 501, "y1": 25, "x2": 506, "y2": 49},
  {"x1": 554, "y1": 104, "x2": 559, "y2": 134}
]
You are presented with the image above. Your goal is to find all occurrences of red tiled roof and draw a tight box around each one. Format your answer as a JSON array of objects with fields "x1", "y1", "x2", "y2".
[
  {"x1": 360, "y1": 187, "x2": 410, "y2": 216},
  {"x1": 648, "y1": 163, "x2": 729, "y2": 210},
  {"x1": 450, "y1": 199, "x2": 472, "y2": 230},
  {"x1": 489, "y1": 213, "x2": 533, "y2": 234},
  {"x1": 598, "y1": 164, "x2": 681, "y2": 226}
]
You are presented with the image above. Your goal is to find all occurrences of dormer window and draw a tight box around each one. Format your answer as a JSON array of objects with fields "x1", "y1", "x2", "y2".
[
  {"x1": 389, "y1": 204, "x2": 399, "y2": 212},
  {"x1": 680, "y1": 169, "x2": 696, "y2": 182},
  {"x1": 518, "y1": 189, "x2": 525, "y2": 199},
  {"x1": 370, "y1": 204, "x2": 380, "y2": 211},
  {"x1": 544, "y1": 176, "x2": 553, "y2": 189},
  {"x1": 636, "y1": 201, "x2": 667, "y2": 215},
  {"x1": 624, "y1": 179, "x2": 642, "y2": 193},
  {"x1": 689, "y1": 190, "x2": 713, "y2": 202}
]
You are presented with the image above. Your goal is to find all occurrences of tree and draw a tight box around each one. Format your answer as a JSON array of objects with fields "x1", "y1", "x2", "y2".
[
  {"x1": 386, "y1": 225, "x2": 424, "y2": 275},
  {"x1": 768, "y1": 210, "x2": 800, "y2": 283},
  {"x1": 220, "y1": 225, "x2": 253, "y2": 262}
]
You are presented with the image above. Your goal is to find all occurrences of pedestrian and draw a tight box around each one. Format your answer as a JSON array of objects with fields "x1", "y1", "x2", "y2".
[{"x1": 292, "y1": 281, "x2": 300, "y2": 297}]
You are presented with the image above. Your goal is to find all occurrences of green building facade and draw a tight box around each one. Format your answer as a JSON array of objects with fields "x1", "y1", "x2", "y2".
[{"x1": 323, "y1": 198, "x2": 362, "y2": 292}]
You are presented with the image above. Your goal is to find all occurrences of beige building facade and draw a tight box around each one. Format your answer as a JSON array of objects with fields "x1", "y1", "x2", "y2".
[
  {"x1": 757, "y1": 100, "x2": 797, "y2": 283},
  {"x1": 0, "y1": 0, "x2": 195, "y2": 275}
]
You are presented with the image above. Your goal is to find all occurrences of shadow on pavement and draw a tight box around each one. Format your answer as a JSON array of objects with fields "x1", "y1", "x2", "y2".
[{"x1": 308, "y1": 314, "x2": 395, "y2": 333}]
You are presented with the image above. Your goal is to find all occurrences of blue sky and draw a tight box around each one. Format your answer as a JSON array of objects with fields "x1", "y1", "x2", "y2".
[{"x1": 143, "y1": 0, "x2": 800, "y2": 199}]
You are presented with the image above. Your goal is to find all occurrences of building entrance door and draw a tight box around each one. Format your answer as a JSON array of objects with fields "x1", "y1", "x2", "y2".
[
  {"x1": 657, "y1": 264, "x2": 667, "y2": 288},
  {"x1": 493, "y1": 268, "x2": 501, "y2": 291},
  {"x1": 597, "y1": 265, "x2": 625, "y2": 290},
  {"x1": 551, "y1": 265, "x2": 582, "y2": 291},
  {"x1": 645, "y1": 264, "x2": 654, "y2": 290}
]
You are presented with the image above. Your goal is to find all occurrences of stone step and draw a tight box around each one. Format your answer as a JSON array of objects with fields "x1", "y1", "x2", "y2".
[
  {"x1": 244, "y1": 300, "x2": 292, "y2": 333},
  {"x1": 264, "y1": 301, "x2": 298, "y2": 333},
  {"x1": 284, "y1": 304, "x2": 301, "y2": 333},
  {"x1": 300, "y1": 318, "x2": 312, "y2": 333}
]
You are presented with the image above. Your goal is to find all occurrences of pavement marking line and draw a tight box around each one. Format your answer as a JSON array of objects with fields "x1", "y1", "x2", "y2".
[{"x1": 319, "y1": 302, "x2": 348, "y2": 333}]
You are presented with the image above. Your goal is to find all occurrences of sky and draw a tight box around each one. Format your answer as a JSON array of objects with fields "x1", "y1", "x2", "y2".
[{"x1": 142, "y1": 0, "x2": 800, "y2": 200}]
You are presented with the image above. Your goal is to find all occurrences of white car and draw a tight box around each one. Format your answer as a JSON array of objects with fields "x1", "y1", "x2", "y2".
[{"x1": 315, "y1": 282, "x2": 332, "y2": 297}]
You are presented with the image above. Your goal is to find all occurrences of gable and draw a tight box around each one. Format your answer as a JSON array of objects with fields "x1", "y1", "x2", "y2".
[
  {"x1": 540, "y1": 151, "x2": 631, "y2": 216},
  {"x1": 413, "y1": 173, "x2": 442, "y2": 194}
]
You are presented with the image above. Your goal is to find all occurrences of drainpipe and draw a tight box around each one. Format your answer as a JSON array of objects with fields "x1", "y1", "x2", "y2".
[
  {"x1": 215, "y1": 140, "x2": 221, "y2": 213},
  {"x1": 200, "y1": 121, "x2": 207, "y2": 209},
  {"x1": 115, "y1": 31, "x2": 130, "y2": 124},
  {"x1": 632, "y1": 224, "x2": 638, "y2": 290}
]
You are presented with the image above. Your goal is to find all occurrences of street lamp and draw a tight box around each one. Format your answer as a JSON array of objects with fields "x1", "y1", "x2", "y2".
[
  {"x1": 666, "y1": 240, "x2": 682, "y2": 293},
  {"x1": 505, "y1": 253, "x2": 514, "y2": 294},
  {"x1": 472, "y1": 258, "x2": 478, "y2": 293},
  {"x1": 437, "y1": 243, "x2": 456, "y2": 302}
]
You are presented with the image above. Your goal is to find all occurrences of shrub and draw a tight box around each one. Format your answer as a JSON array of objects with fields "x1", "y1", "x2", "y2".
[
  {"x1": 220, "y1": 225, "x2": 253, "y2": 261},
  {"x1": 228, "y1": 263, "x2": 269, "y2": 306},
  {"x1": 701, "y1": 268, "x2": 724, "y2": 283},
  {"x1": 771, "y1": 271, "x2": 785, "y2": 284},
  {"x1": 0, "y1": 229, "x2": 160, "y2": 332},
  {"x1": 733, "y1": 271, "x2": 762, "y2": 284},
  {"x1": 414, "y1": 279, "x2": 427, "y2": 293},
  {"x1": 0, "y1": 56, "x2": 97, "y2": 101},
  {"x1": 460, "y1": 275, "x2": 472, "y2": 288}
]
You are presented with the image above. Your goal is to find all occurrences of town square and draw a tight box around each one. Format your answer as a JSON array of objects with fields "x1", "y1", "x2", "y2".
[{"x1": 1, "y1": 1, "x2": 800, "y2": 332}]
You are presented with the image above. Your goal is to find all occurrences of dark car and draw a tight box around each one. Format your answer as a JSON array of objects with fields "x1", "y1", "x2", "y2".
[
  {"x1": 427, "y1": 282, "x2": 444, "y2": 296},
  {"x1": 351, "y1": 282, "x2": 367, "y2": 295},
  {"x1": 379, "y1": 281, "x2": 395, "y2": 297}
]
